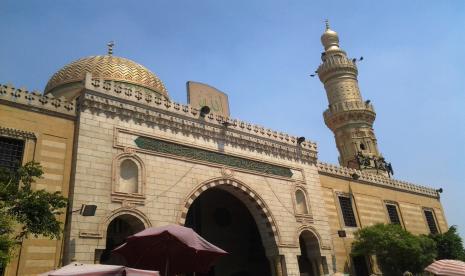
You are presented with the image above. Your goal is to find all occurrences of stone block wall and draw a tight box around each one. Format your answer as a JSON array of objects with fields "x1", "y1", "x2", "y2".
[
  {"x1": 0, "y1": 103, "x2": 75, "y2": 276},
  {"x1": 65, "y1": 101, "x2": 334, "y2": 275},
  {"x1": 319, "y1": 174, "x2": 447, "y2": 274}
]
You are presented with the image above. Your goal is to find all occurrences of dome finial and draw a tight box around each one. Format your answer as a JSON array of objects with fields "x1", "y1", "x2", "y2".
[
  {"x1": 107, "y1": 41, "x2": 114, "y2": 55},
  {"x1": 325, "y1": 19, "x2": 330, "y2": 31},
  {"x1": 321, "y1": 20, "x2": 340, "y2": 51}
]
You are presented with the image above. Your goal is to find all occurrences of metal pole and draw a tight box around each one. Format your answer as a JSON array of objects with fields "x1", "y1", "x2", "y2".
[{"x1": 165, "y1": 256, "x2": 169, "y2": 276}]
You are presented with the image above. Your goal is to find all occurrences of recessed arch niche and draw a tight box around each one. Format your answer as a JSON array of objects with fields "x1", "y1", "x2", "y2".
[
  {"x1": 293, "y1": 186, "x2": 312, "y2": 218},
  {"x1": 111, "y1": 151, "x2": 146, "y2": 203}
]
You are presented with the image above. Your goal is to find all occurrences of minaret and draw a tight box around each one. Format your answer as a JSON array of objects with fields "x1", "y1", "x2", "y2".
[{"x1": 317, "y1": 21, "x2": 392, "y2": 176}]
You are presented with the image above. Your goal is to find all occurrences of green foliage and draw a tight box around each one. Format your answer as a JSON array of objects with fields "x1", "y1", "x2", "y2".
[
  {"x1": 0, "y1": 211, "x2": 15, "y2": 268},
  {"x1": 430, "y1": 225, "x2": 465, "y2": 261},
  {"x1": 352, "y1": 223, "x2": 436, "y2": 276},
  {"x1": 0, "y1": 161, "x2": 67, "y2": 266}
]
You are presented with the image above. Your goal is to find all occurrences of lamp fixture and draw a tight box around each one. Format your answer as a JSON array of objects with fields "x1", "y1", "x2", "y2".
[
  {"x1": 200, "y1": 106, "x2": 210, "y2": 117},
  {"x1": 70, "y1": 204, "x2": 97, "y2": 216}
]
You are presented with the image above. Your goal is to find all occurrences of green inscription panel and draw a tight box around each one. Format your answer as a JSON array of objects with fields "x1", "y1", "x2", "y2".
[{"x1": 134, "y1": 136, "x2": 293, "y2": 178}]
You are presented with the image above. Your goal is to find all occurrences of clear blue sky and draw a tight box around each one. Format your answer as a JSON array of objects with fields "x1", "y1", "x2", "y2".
[{"x1": 1, "y1": 1, "x2": 464, "y2": 239}]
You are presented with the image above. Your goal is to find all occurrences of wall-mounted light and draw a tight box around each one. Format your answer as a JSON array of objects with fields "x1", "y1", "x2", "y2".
[
  {"x1": 200, "y1": 106, "x2": 210, "y2": 117},
  {"x1": 70, "y1": 204, "x2": 97, "y2": 216}
]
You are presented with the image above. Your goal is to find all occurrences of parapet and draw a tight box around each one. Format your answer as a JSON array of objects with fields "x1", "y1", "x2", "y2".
[
  {"x1": 0, "y1": 83, "x2": 76, "y2": 118},
  {"x1": 317, "y1": 162, "x2": 439, "y2": 198},
  {"x1": 82, "y1": 73, "x2": 318, "y2": 163}
]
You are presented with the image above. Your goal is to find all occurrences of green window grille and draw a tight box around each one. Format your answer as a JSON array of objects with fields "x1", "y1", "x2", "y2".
[
  {"x1": 386, "y1": 204, "x2": 401, "y2": 225},
  {"x1": 338, "y1": 196, "x2": 357, "y2": 227}
]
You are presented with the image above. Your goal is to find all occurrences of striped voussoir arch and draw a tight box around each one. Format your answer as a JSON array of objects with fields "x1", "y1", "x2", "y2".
[{"x1": 178, "y1": 178, "x2": 281, "y2": 245}]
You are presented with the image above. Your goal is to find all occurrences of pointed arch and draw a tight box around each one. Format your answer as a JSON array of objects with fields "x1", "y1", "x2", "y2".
[
  {"x1": 98, "y1": 207, "x2": 152, "y2": 241},
  {"x1": 178, "y1": 177, "x2": 281, "y2": 255},
  {"x1": 296, "y1": 225, "x2": 323, "y2": 249}
]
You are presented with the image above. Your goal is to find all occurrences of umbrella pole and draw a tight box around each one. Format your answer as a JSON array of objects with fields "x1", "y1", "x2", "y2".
[{"x1": 165, "y1": 256, "x2": 169, "y2": 276}]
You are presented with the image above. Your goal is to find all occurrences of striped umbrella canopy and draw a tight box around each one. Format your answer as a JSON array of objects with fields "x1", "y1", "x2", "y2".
[{"x1": 425, "y1": 259, "x2": 465, "y2": 276}]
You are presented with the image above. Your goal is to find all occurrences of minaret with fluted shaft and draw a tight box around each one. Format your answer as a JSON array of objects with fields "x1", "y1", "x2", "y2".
[{"x1": 317, "y1": 21, "x2": 391, "y2": 175}]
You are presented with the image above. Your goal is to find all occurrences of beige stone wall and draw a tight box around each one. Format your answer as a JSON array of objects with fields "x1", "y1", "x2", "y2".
[
  {"x1": 320, "y1": 174, "x2": 447, "y2": 274},
  {"x1": 0, "y1": 104, "x2": 75, "y2": 276},
  {"x1": 65, "y1": 108, "x2": 334, "y2": 275}
]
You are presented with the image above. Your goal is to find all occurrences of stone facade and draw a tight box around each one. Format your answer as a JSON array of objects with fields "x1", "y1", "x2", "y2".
[
  {"x1": 318, "y1": 164, "x2": 445, "y2": 273},
  {"x1": 0, "y1": 26, "x2": 448, "y2": 276},
  {"x1": 63, "y1": 74, "x2": 333, "y2": 275},
  {"x1": 0, "y1": 84, "x2": 76, "y2": 276}
]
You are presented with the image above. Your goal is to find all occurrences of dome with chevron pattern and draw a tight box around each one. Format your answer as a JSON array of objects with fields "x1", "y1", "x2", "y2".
[{"x1": 44, "y1": 55, "x2": 169, "y2": 99}]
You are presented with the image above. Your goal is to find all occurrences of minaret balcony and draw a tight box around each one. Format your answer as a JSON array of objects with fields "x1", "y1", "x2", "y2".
[
  {"x1": 323, "y1": 103, "x2": 376, "y2": 131},
  {"x1": 317, "y1": 57, "x2": 358, "y2": 83},
  {"x1": 325, "y1": 100, "x2": 375, "y2": 114}
]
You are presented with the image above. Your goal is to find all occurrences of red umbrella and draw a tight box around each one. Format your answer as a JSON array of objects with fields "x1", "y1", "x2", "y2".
[
  {"x1": 112, "y1": 225, "x2": 227, "y2": 276},
  {"x1": 425, "y1": 259, "x2": 465, "y2": 276},
  {"x1": 38, "y1": 262, "x2": 160, "y2": 276}
]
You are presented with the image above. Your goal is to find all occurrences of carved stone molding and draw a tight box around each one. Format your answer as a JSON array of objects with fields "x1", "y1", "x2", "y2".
[
  {"x1": 295, "y1": 225, "x2": 327, "y2": 250},
  {"x1": 114, "y1": 128, "x2": 305, "y2": 181},
  {"x1": 81, "y1": 74, "x2": 317, "y2": 164},
  {"x1": 78, "y1": 231, "x2": 103, "y2": 239},
  {"x1": 317, "y1": 49, "x2": 358, "y2": 83},
  {"x1": 134, "y1": 136, "x2": 293, "y2": 178},
  {"x1": 178, "y1": 177, "x2": 281, "y2": 250},
  {"x1": 317, "y1": 162, "x2": 439, "y2": 198},
  {"x1": 97, "y1": 207, "x2": 153, "y2": 241},
  {"x1": 0, "y1": 126, "x2": 36, "y2": 140},
  {"x1": 221, "y1": 167, "x2": 235, "y2": 178},
  {"x1": 0, "y1": 83, "x2": 76, "y2": 118}
]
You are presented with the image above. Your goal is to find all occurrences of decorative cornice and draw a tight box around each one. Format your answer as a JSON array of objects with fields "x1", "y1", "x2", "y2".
[
  {"x1": 318, "y1": 50, "x2": 358, "y2": 83},
  {"x1": 0, "y1": 83, "x2": 76, "y2": 118},
  {"x1": 134, "y1": 136, "x2": 293, "y2": 178},
  {"x1": 317, "y1": 162, "x2": 439, "y2": 198},
  {"x1": 325, "y1": 100, "x2": 375, "y2": 116},
  {"x1": 324, "y1": 107, "x2": 376, "y2": 131},
  {"x1": 80, "y1": 74, "x2": 318, "y2": 164},
  {"x1": 0, "y1": 126, "x2": 36, "y2": 140}
]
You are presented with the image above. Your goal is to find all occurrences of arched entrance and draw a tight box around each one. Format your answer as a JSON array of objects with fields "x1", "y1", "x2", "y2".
[
  {"x1": 100, "y1": 214, "x2": 145, "y2": 264},
  {"x1": 185, "y1": 187, "x2": 271, "y2": 276},
  {"x1": 298, "y1": 230, "x2": 325, "y2": 276}
]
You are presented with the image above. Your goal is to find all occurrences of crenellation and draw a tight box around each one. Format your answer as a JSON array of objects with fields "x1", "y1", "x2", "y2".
[
  {"x1": 83, "y1": 74, "x2": 317, "y2": 152},
  {"x1": 317, "y1": 162, "x2": 438, "y2": 198},
  {"x1": 0, "y1": 83, "x2": 76, "y2": 117}
]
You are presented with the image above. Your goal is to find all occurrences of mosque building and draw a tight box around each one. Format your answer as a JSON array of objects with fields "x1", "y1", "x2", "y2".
[{"x1": 0, "y1": 23, "x2": 447, "y2": 276}]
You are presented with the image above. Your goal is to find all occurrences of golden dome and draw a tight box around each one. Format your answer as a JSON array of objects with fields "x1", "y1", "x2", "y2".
[
  {"x1": 44, "y1": 55, "x2": 169, "y2": 98},
  {"x1": 321, "y1": 21, "x2": 340, "y2": 51}
]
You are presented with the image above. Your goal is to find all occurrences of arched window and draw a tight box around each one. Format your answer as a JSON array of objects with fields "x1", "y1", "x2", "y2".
[
  {"x1": 295, "y1": 189, "x2": 309, "y2": 215},
  {"x1": 119, "y1": 159, "x2": 138, "y2": 193}
]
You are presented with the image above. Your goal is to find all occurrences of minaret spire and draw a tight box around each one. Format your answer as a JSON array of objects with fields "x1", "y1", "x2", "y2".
[
  {"x1": 316, "y1": 23, "x2": 393, "y2": 176},
  {"x1": 325, "y1": 19, "x2": 330, "y2": 30}
]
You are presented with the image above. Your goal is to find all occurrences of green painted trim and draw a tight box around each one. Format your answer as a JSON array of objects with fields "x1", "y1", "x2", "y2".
[{"x1": 134, "y1": 136, "x2": 293, "y2": 178}]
